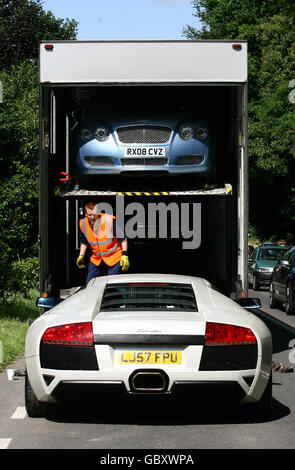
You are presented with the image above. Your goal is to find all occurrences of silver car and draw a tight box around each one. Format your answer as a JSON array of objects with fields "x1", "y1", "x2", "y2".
[
  {"x1": 25, "y1": 273, "x2": 272, "y2": 418},
  {"x1": 74, "y1": 90, "x2": 216, "y2": 184}
]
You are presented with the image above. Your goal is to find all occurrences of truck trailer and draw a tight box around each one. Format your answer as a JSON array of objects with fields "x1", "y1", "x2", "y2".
[{"x1": 37, "y1": 40, "x2": 248, "y2": 309}]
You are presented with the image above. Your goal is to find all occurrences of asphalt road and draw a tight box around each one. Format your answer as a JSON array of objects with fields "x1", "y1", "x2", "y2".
[{"x1": 0, "y1": 287, "x2": 295, "y2": 452}]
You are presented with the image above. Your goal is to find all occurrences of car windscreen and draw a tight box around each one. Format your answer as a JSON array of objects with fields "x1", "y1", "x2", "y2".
[
  {"x1": 100, "y1": 282, "x2": 198, "y2": 312},
  {"x1": 258, "y1": 248, "x2": 287, "y2": 260}
]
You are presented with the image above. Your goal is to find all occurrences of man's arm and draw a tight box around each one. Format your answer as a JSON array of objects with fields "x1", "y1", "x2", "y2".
[
  {"x1": 77, "y1": 226, "x2": 89, "y2": 269},
  {"x1": 122, "y1": 238, "x2": 128, "y2": 253},
  {"x1": 79, "y1": 243, "x2": 88, "y2": 257}
]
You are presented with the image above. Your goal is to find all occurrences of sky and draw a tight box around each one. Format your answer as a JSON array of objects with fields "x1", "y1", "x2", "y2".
[{"x1": 41, "y1": 0, "x2": 199, "y2": 41}]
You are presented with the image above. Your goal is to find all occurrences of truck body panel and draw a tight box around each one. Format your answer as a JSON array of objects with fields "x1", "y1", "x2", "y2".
[
  {"x1": 40, "y1": 40, "x2": 247, "y2": 84},
  {"x1": 38, "y1": 41, "x2": 248, "y2": 305}
]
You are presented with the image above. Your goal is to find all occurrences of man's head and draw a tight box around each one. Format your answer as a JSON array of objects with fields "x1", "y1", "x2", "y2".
[{"x1": 85, "y1": 202, "x2": 99, "y2": 227}]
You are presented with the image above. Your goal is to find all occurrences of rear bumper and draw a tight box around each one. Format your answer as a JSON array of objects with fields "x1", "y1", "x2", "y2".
[
  {"x1": 255, "y1": 272, "x2": 272, "y2": 285},
  {"x1": 51, "y1": 379, "x2": 246, "y2": 405}
]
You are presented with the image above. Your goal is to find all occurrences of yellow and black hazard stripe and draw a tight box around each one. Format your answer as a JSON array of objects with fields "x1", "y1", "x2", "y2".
[
  {"x1": 116, "y1": 191, "x2": 170, "y2": 196},
  {"x1": 226, "y1": 185, "x2": 233, "y2": 195}
]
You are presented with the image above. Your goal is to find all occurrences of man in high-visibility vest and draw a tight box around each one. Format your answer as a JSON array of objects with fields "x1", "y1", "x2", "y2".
[{"x1": 76, "y1": 201, "x2": 129, "y2": 283}]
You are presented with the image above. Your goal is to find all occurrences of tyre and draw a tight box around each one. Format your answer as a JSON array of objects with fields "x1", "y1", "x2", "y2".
[
  {"x1": 269, "y1": 282, "x2": 279, "y2": 309},
  {"x1": 285, "y1": 284, "x2": 295, "y2": 315},
  {"x1": 256, "y1": 371, "x2": 272, "y2": 418},
  {"x1": 25, "y1": 370, "x2": 59, "y2": 418},
  {"x1": 253, "y1": 275, "x2": 260, "y2": 291}
]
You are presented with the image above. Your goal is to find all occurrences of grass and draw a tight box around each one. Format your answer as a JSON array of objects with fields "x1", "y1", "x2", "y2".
[{"x1": 0, "y1": 289, "x2": 39, "y2": 371}]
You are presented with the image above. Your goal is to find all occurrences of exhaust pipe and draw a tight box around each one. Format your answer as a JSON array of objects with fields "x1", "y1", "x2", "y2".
[{"x1": 129, "y1": 369, "x2": 169, "y2": 393}]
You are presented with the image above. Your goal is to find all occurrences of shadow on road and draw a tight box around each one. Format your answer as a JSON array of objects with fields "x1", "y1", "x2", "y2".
[
  {"x1": 46, "y1": 393, "x2": 290, "y2": 426},
  {"x1": 254, "y1": 309, "x2": 295, "y2": 353}
]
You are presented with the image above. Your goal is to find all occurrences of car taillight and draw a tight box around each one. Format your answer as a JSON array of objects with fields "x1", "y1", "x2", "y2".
[
  {"x1": 41, "y1": 322, "x2": 94, "y2": 347},
  {"x1": 205, "y1": 322, "x2": 256, "y2": 346}
]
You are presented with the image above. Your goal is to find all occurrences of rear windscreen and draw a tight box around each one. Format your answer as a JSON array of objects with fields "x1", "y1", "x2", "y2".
[{"x1": 100, "y1": 283, "x2": 198, "y2": 312}]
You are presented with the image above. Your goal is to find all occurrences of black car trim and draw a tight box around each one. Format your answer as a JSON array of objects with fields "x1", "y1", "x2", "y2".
[
  {"x1": 100, "y1": 282, "x2": 198, "y2": 312},
  {"x1": 51, "y1": 380, "x2": 245, "y2": 404},
  {"x1": 40, "y1": 344, "x2": 99, "y2": 370},
  {"x1": 94, "y1": 334, "x2": 205, "y2": 345},
  {"x1": 199, "y1": 344, "x2": 258, "y2": 371}
]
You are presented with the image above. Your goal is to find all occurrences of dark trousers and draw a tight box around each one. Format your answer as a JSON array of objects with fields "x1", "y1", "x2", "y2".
[{"x1": 86, "y1": 260, "x2": 121, "y2": 283}]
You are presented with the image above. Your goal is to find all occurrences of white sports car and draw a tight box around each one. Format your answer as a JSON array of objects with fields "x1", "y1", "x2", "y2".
[{"x1": 25, "y1": 274, "x2": 272, "y2": 418}]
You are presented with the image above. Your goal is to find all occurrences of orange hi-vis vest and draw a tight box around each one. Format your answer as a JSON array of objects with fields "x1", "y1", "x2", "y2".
[{"x1": 79, "y1": 213, "x2": 123, "y2": 267}]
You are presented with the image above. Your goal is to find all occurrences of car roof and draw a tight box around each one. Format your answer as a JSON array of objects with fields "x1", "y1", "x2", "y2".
[
  {"x1": 98, "y1": 272, "x2": 208, "y2": 288},
  {"x1": 258, "y1": 244, "x2": 288, "y2": 249}
]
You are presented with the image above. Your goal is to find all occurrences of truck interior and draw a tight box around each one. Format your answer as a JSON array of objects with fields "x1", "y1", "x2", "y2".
[{"x1": 40, "y1": 84, "x2": 243, "y2": 298}]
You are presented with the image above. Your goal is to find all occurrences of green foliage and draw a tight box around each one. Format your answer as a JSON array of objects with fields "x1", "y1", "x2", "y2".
[
  {"x1": 0, "y1": 1, "x2": 78, "y2": 297},
  {"x1": 0, "y1": 319, "x2": 30, "y2": 369},
  {"x1": 184, "y1": 1, "x2": 295, "y2": 239},
  {"x1": 0, "y1": 257, "x2": 39, "y2": 300},
  {"x1": 0, "y1": 62, "x2": 39, "y2": 260},
  {"x1": 0, "y1": 0, "x2": 78, "y2": 70},
  {"x1": 0, "y1": 62, "x2": 39, "y2": 178},
  {"x1": 0, "y1": 167, "x2": 39, "y2": 261},
  {"x1": 184, "y1": 0, "x2": 294, "y2": 41},
  {"x1": 0, "y1": 289, "x2": 39, "y2": 370}
]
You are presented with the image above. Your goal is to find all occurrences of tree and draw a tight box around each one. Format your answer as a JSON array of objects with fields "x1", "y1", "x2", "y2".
[
  {"x1": 248, "y1": 14, "x2": 295, "y2": 235},
  {"x1": 0, "y1": 61, "x2": 39, "y2": 260},
  {"x1": 0, "y1": 61, "x2": 38, "y2": 178},
  {"x1": 0, "y1": 0, "x2": 78, "y2": 70},
  {"x1": 184, "y1": 0, "x2": 294, "y2": 40},
  {"x1": 184, "y1": 0, "x2": 295, "y2": 238},
  {"x1": 0, "y1": 1, "x2": 78, "y2": 263}
]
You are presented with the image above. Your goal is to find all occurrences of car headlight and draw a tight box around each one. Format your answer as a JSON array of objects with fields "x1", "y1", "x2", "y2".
[
  {"x1": 196, "y1": 127, "x2": 208, "y2": 140},
  {"x1": 178, "y1": 125, "x2": 194, "y2": 141},
  {"x1": 80, "y1": 128, "x2": 92, "y2": 140},
  {"x1": 95, "y1": 126, "x2": 110, "y2": 142}
]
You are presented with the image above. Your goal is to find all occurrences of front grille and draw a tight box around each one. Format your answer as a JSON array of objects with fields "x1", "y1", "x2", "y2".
[
  {"x1": 121, "y1": 158, "x2": 168, "y2": 166},
  {"x1": 117, "y1": 126, "x2": 171, "y2": 144}
]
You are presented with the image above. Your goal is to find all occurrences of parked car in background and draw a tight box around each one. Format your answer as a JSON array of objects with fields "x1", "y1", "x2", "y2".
[
  {"x1": 248, "y1": 244, "x2": 289, "y2": 291},
  {"x1": 248, "y1": 245, "x2": 254, "y2": 257},
  {"x1": 269, "y1": 246, "x2": 295, "y2": 315}
]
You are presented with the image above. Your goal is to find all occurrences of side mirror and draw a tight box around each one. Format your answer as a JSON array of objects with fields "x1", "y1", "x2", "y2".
[
  {"x1": 36, "y1": 297, "x2": 63, "y2": 309},
  {"x1": 235, "y1": 297, "x2": 261, "y2": 309}
]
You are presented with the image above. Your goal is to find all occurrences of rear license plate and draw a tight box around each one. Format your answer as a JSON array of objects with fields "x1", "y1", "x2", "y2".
[
  {"x1": 116, "y1": 350, "x2": 181, "y2": 364},
  {"x1": 123, "y1": 147, "x2": 166, "y2": 157}
]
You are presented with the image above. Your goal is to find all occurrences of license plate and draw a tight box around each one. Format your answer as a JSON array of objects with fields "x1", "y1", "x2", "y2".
[
  {"x1": 123, "y1": 147, "x2": 166, "y2": 157},
  {"x1": 116, "y1": 350, "x2": 181, "y2": 364}
]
